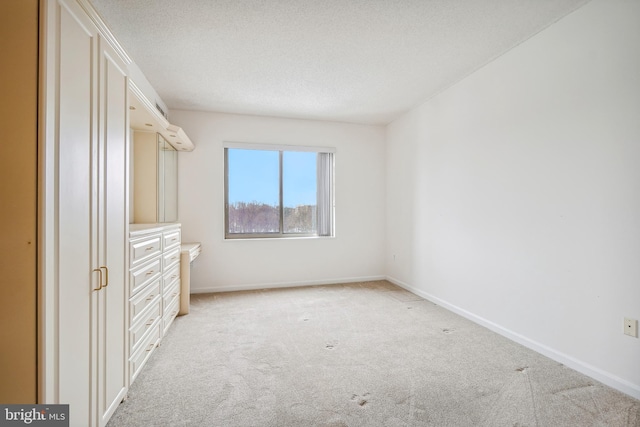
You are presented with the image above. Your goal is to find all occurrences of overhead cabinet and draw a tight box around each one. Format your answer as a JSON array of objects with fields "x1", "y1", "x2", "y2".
[
  {"x1": 129, "y1": 79, "x2": 195, "y2": 224},
  {"x1": 129, "y1": 81, "x2": 195, "y2": 152}
]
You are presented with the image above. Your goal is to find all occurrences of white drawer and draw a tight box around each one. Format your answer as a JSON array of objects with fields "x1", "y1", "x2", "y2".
[
  {"x1": 130, "y1": 300, "x2": 161, "y2": 354},
  {"x1": 130, "y1": 321, "x2": 161, "y2": 384},
  {"x1": 130, "y1": 257, "x2": 162, "y2": 295},
  {"x1": 130, "y1": 279, "x2": 161, "y2": 325},
  {"x1": 189, "y1": 245, "x2": 201, "y2": 262},
  {"x1": 164, "y1": 264, "x2": 180, "y2": 288},
  {"x1": 163, "y1": 229, "x2": 181, "y2": 250},
  {"x1": 130, "y1": 234, "x2": 162, "y2": 266},
  {"x1": 163, "y1": 247, "x2": 180, "y2": 271},
  {"x1": 163, "y1": 297, "x2": 180, "y2": 336},
  {"x1": 163, "y1": 279, "x2": 180, "y2": 310}
]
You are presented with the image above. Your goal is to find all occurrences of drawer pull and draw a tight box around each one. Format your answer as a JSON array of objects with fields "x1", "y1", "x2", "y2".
[
  {"x1": 145, "y1": 294, "x2": 155, "y2": 301},
  {"x1": 171, "y1": 237, "x2": 177, "y2": 242},
  {"x1": 171, "y1": 310, "x2": 178, "y2": 316},
  {"x1": 172, "y1": 292, "x2": 178, "y2": 297},
  {"x1": 146, "y1": 317, "x2": 155, "y2": 326},
  {"x1": 170, "y1": 275, "x2": 177, "y2": 279},
  {"x1": 171, "y1": 256, "x2": 177, "y2": 261},
  {"x1": 145, "y1": 246, "x2": 155, "y2": 251},
  {"x1": 145, "y1": 270, "x2": 155, "y2": 276},
  {"x1": 146, "y1": 343, "x2": 154, "y2": 352}
]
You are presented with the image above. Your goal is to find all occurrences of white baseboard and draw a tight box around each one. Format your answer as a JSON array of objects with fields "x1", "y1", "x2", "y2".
[
  {"x1": 190, "y1": 275, "x2": 387, "y2": 294},
  {"x1": 386, "y1": 276, "x2": 640, "y2": 401}
]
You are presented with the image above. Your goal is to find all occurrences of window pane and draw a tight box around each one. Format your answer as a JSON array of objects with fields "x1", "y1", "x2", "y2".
[
  {"x1": 283, "y1": 151, "x2": 317, "y2": 234},
  {"x1": 227, "y1": 149, "x2": 280, "y2": 233}
]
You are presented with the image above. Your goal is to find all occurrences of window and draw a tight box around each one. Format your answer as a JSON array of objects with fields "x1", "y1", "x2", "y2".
[{"x1": 224, "y1": 142, "x2": 334, "y2": 239}]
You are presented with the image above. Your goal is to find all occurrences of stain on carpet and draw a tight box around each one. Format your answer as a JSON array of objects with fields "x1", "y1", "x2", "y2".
[{"x1": 351, "y1": 393, "x2": 371, "y2": 407}]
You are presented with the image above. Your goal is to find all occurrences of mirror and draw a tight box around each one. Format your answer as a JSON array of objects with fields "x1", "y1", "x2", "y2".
[{"x1": 158, "y1": 135, "x2": 178, "y2": 222}]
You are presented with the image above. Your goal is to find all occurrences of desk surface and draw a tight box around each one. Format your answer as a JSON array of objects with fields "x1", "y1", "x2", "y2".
[{"x1": 181, "y1": 242, "x2": 201, "y2": 262}]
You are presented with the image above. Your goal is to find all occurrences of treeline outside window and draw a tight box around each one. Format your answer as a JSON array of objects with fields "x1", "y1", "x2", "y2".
[{"x1": 224, "y1": 143, "x2": 334, "y2": 239}]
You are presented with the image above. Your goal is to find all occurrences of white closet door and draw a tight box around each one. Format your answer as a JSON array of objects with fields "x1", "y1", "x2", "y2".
[
  {"x1": 56, "y1": 1, "x2": 98, "y2": 426},
  {"x1": 97, "y1": 36, "x2": 129, "y2": 427},
  {"x1": 51, "y1": 2, "x2": 130, "y2": 426}
]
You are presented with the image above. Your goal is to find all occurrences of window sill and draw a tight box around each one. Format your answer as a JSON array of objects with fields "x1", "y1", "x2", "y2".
[{"x1": 223, "y1": 235, "x2": 334, "y2": 242}]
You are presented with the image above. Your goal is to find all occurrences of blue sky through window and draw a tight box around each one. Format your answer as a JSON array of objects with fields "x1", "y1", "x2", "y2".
[
  {"x1": 227, "y1": 149, "x2": 317, "y2": 207},
  {"x1": 284, "y1": 151, "x2": 316, "y2": 208}
]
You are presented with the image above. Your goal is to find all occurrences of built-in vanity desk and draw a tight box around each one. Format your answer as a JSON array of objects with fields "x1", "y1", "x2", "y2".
[
  {"x1": 128, "y1": 223, "x2": 181, "y2": 383},
  {"x1": 179, "y1": 242, "x2": 202, "y2": 315}
]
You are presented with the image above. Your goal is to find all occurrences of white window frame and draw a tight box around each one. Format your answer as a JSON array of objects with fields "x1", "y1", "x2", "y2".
[{"x1": 223, "y1": 141, "x2": 335, "y2": 239}]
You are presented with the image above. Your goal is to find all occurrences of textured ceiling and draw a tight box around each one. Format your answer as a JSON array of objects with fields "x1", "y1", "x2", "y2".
[{"x1": 91, "y1": 0, "x2": 589, "y2": 125}]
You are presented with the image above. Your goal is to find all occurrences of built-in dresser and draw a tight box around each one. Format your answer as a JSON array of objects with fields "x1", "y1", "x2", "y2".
[{"x1": 128, "y1": 223, "x2": 181, "y2": 383}]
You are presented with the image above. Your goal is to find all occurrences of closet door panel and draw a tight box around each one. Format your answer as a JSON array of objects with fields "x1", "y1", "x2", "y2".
[
  {"x1": 56, "y1": 1, "x2": 97, "y2": 426},
  {"x1": 45, "y1": 1, "x2": 131, "y2": 426},
  {"x1": 98, "y1": 37, "x2": 129, "y2": 426}
]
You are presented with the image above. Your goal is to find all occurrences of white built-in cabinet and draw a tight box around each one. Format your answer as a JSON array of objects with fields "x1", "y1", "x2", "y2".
[
  {"x1": 41, "y1": 2, "x2": 195, "y2": 425},
  {"x1": 128, "y1": 223, "x2": 181, "y2": 383},
  {"x1": 42, "y1": 1, "x2": 129, "y2": 426}
]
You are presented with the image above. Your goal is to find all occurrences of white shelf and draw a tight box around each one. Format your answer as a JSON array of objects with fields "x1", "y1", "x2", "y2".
[{"x1": 129, "y1": 81, "x2": 195, "y2": 151}]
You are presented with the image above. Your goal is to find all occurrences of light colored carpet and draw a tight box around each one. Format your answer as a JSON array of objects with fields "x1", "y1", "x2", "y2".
[{"x1": 107, "y1": 281, "x2": 640, "y2": 426}]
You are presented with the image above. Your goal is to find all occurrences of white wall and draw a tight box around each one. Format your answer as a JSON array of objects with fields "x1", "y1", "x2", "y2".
[
  {"x1": 172, "y1": 111, "x2": 386, "y2": 292},
  {"x1": 386, "y1": 0, "x2": 640, "y2": 399}
]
